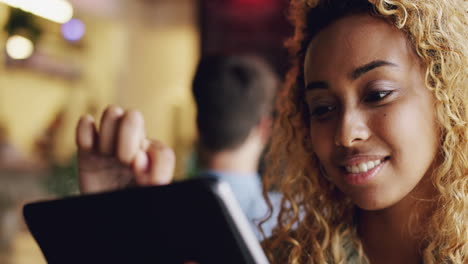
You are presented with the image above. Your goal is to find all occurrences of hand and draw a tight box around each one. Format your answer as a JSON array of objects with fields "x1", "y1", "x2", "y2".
[{"x1": 76, "y1": 106, "x2": 175, "y2": 194}]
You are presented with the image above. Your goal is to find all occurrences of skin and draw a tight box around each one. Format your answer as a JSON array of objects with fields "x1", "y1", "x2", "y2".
[
  {"x1": 76, "y1": 105, "x2": 175, "y2": 194},
  {"x1": 303, "y1": 15, "x2": 438, "y2": 263}
]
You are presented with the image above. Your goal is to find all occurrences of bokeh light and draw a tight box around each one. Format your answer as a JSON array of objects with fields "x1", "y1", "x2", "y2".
[
  {"x1": 6, "y1": 35, "x2": 34, "y2": 59},
  {"x1": 61, "y1": 18, "x2": 85, "y2": 42}
]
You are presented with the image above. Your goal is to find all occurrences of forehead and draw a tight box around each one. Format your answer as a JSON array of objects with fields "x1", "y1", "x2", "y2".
[{"x1": 304, "y1": 14, "x2": 414, "y2": 82}]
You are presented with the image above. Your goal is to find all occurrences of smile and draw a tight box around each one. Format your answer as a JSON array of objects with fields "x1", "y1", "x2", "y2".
[
  {"x1": 340, "y1": 157, "x2": 389, "y2": 186},
  {"x1": 345, "y1": 159, "x2": 382, "y2": 174}
]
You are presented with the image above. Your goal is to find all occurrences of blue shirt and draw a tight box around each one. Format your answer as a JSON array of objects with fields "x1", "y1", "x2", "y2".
[{"x1": 197, "y1": 171, "x2": 281, "y2": 240}]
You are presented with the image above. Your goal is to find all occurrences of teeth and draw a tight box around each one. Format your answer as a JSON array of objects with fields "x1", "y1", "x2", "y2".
[
  {"x1": 345, "y1": 159, "x2": 382, "y2": 174},
  {"x1": 359, "y1": 163, "x2": 367, "y2": 172}
]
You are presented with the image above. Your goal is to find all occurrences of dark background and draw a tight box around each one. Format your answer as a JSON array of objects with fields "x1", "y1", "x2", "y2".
[{"x1": 199, "y1": 0, "x2": 292, "y2": 77}]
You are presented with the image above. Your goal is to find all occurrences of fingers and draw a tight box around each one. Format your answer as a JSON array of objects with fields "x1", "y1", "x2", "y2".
[
  {"x1": 98, "y1": 106, "x2": 146, "y2": 165},
  {"x1": 99, "y1": 106, "x2": 125, "y2": 155},
  {"x1": 133, "y1": 150, "x2": 149, "y2": 175},
  {"x1": 76, "y1": 114, "x2": 97, "y2": 152},
  {"x1": 133, "y1": 140, "x2": 175, "y2": 186},
  {"x1": 117, "y1": 110, "x2": 145, "y2": 164},
  {"x1": 148, "y1": 141, "x2": 176, "y2": 185},
  {"x1": 77, "y1": 105, "x2": 174, "y2": 187}
]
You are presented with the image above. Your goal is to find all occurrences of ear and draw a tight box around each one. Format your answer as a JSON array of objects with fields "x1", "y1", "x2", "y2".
[{"x1": 255, "y1": 116, "x2": 272, "y2": 144}]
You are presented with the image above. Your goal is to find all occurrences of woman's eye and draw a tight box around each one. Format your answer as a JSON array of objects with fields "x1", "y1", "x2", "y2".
[
  {"x1": 310, "y1": 105, "x2": 336, "y2": 119},
  {"x1": 364, "y1": 90, "x2": 393, "y2": 103}
]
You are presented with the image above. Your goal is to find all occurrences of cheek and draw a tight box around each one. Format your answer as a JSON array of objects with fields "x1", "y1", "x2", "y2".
[
  {"x1": 374, "y1": 99, "x2": 438, "y2": 171},
  {"x1": 309, "y1": 123, "x2": 335, "y2": 160}
]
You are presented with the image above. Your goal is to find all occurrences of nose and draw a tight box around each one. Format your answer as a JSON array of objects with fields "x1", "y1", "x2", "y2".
[{"x1": 334, "y1": 109, "x2": 370, "y2": 147}]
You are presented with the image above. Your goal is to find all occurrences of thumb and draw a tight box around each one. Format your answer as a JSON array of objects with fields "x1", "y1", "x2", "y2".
[{"x1": 133, "y1": 140, "x2": 175, "y2": 186}]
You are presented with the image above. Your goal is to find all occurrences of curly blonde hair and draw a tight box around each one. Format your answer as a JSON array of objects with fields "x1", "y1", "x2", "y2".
[{"x1": 261, "y1": 0, "x2": 468, "y2": 263}]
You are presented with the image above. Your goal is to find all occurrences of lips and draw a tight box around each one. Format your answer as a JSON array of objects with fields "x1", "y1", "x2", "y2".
[{"x1": 337, "y1": 156, "x2": 390, "y2": 186}]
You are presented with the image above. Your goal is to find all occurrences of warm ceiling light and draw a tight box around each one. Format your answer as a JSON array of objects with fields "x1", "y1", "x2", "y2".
[
  {"x1": 0, "y1": 0, "x2": 73, "y2": 24},
  {"x1": 6, "y1": 34, "x2": 34, "y2": 59}
]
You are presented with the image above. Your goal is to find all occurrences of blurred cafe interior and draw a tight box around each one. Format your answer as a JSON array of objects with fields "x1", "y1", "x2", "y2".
[{"x1": 0, "y1": 0, "x2": 291, "y2": 262}]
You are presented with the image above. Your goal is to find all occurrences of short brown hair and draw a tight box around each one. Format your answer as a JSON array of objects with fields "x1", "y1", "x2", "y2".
[{"x1": 192, "y1": 55, "x2": 278, "y2": 152}]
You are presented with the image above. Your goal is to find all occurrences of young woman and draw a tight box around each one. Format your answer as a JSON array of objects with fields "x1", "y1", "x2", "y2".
[{"x1": 261, "y1": 0, "x2": 467, "y2": 263}]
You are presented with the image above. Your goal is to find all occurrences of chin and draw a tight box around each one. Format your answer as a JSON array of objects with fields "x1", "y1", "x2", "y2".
[
  {"x1": 354, "y1": 202, "x2": 389, "y2": 211},
  {"x1": 351, "y1": 195, "x2": 399, "y2": 211}
]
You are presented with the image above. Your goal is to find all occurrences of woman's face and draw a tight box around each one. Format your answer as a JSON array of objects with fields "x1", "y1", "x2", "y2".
[{"x1": 304, "y1": 15, "x2": 438, "y2": 210}]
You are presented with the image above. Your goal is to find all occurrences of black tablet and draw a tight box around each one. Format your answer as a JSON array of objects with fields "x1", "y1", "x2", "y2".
[{"x1": 23, "y1": 177, "x2": 270, "y2": 264}]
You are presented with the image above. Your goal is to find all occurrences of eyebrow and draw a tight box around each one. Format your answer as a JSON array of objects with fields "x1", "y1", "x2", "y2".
[
  {"x1": 305, "y1": 81, "x2": 328, "y2": 91},
  {"x1": 350, "y1": 60, "x2": 397, "y2": 80},
  {"x1": 305, "y1": 60, "x2": 398, "y2": 91}
]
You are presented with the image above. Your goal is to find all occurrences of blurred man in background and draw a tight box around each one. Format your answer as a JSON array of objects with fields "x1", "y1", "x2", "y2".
[{"x1": 191, "y1": 55, "x2": 280, "y2": 238}]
